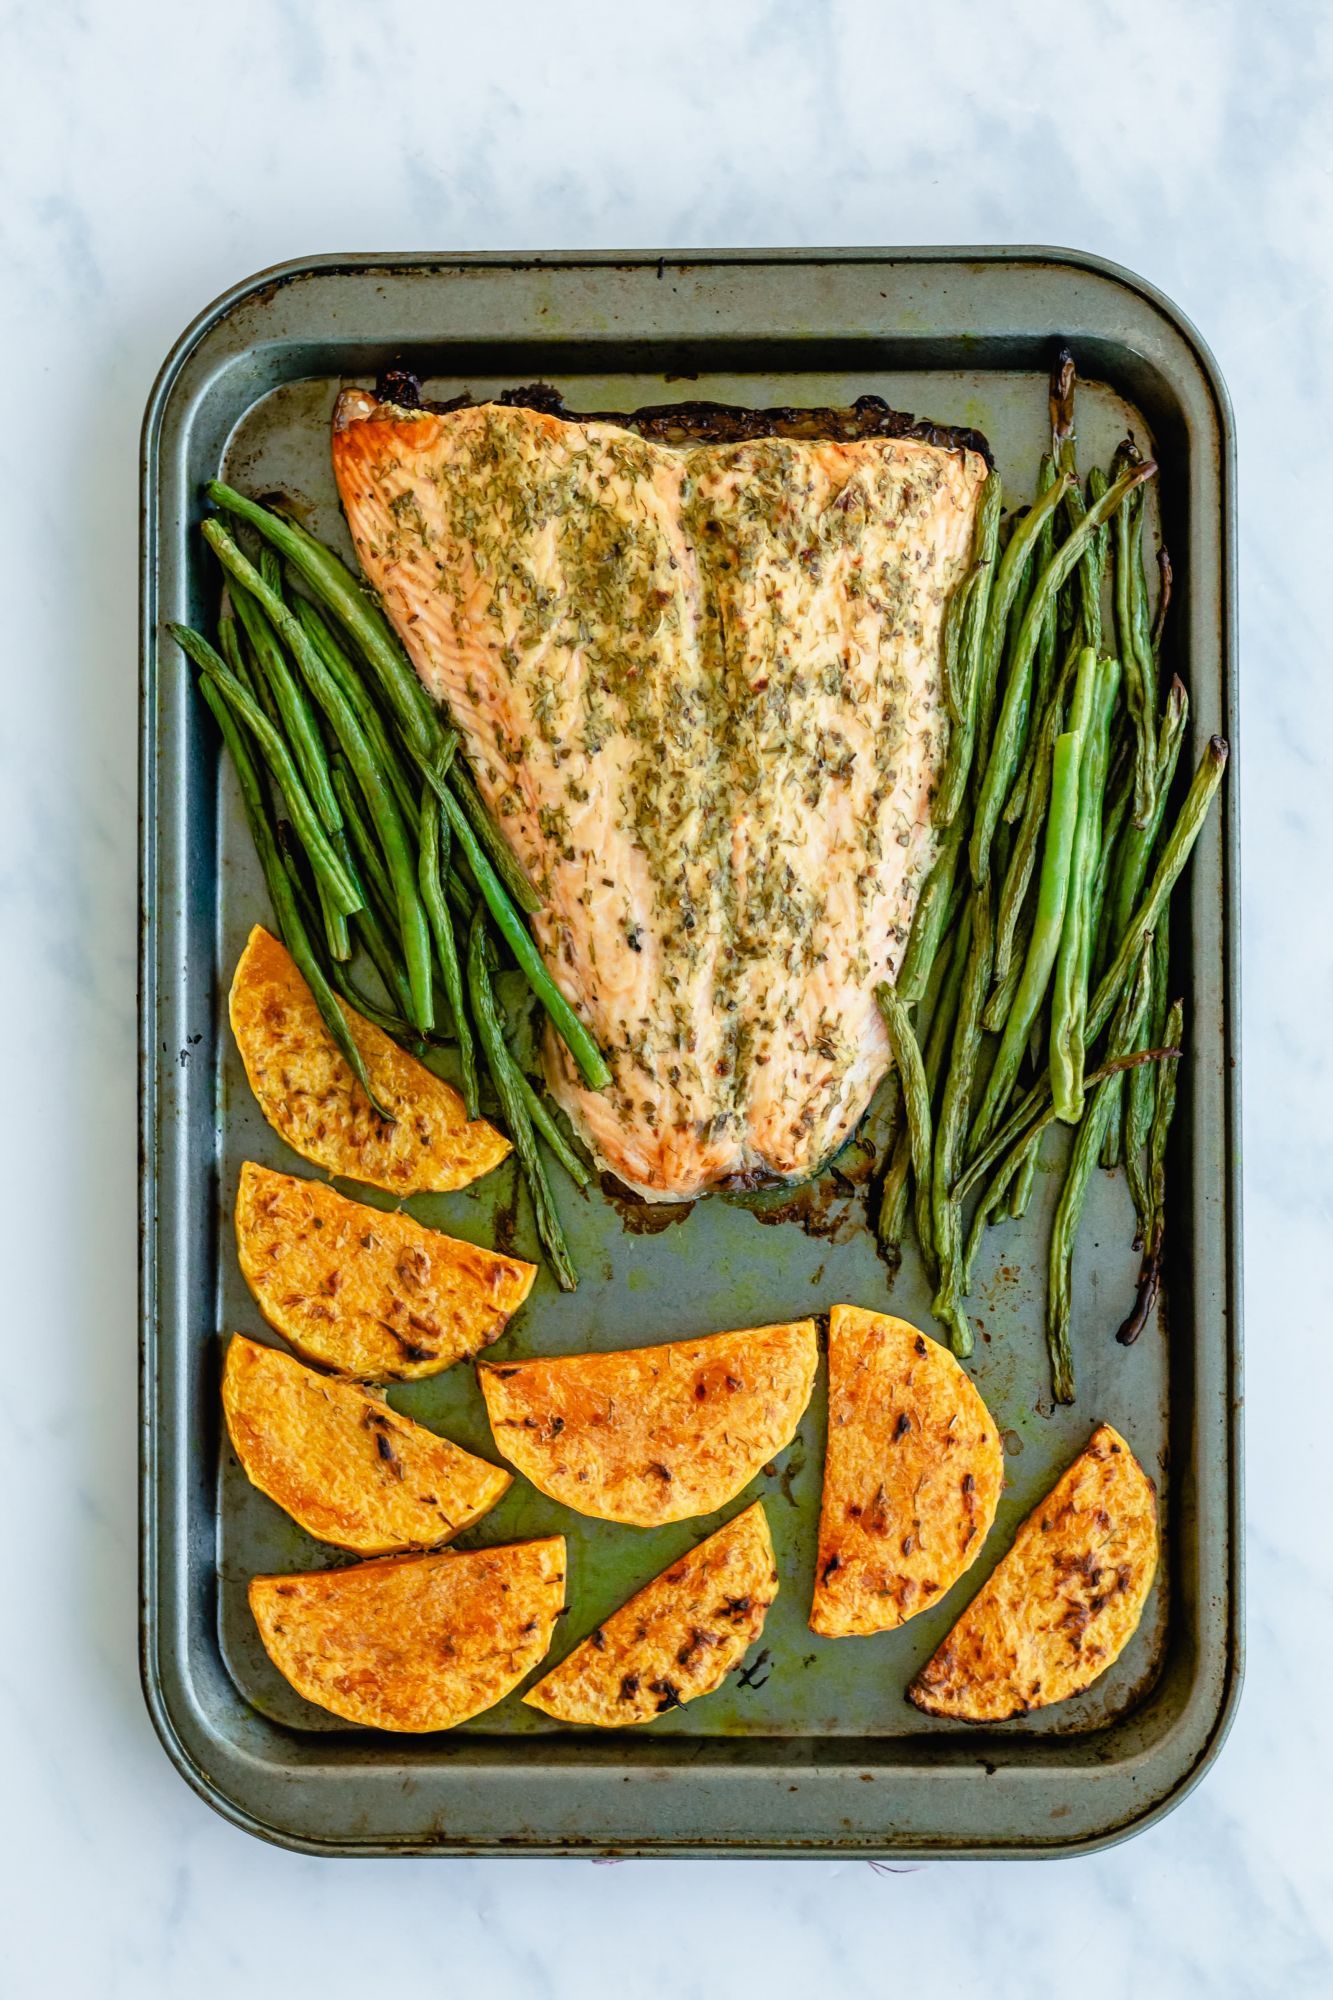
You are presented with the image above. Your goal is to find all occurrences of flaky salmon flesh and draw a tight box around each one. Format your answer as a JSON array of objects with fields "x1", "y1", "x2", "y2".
[{"x1": 332, "y1": 391, "x2": 986, "y2": 1201}]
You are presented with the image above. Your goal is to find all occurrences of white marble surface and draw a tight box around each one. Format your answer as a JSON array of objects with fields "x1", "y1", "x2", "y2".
[{"x1": 2, "y1": 0, "x2": 1330, "y2": 1992}]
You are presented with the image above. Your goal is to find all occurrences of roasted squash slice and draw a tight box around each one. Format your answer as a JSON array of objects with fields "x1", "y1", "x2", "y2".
[
  {"x1": 908, "y1": 1423, "x2": 1159, "y2": 1721},
  {"x1": 223, "y1": 1334, "x2": 510, "y2": 1552},
  {"x1": 478, "y1": 1320, "x2": 817, "y2": 1526},
  {"x1": 811, "y1": 1305, "x2": 1003, "y2": 1636},
  {"x1": 249, "y1": 1537, "x2": 566, "y2": 1731},
  {"x1": 236, "y1": 1162, "x2": 534, "y2": 1380},
  {"x1": 229, "y1": 925, "x2": 509, "y2": 1193},
  {"x1": 525, "y1": 1502, "x2": 777, "y2": 1726}
]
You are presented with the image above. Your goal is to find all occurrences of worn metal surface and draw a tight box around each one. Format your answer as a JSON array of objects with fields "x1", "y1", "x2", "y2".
[{"x1": 140, "y1": 249, "x2": 1241, "y2": 1856}]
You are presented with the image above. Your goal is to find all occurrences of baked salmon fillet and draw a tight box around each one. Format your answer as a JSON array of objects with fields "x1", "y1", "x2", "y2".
[{"x1": 332, "y1": 387, "x2": 987, "y2": 1201}]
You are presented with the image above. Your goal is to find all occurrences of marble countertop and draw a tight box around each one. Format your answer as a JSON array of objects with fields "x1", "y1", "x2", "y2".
[{"x1": 3, "y1": 0, "x2": 1329, "y2": 1993}]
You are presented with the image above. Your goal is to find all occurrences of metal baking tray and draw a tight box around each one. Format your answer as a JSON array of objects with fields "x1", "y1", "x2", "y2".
[{"x1": 140, "y1": 248, "x2": 1241, "y2": 1856}]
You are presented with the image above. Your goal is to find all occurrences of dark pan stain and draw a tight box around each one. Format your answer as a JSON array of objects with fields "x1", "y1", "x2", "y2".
[
  {"x1": 598, "y1": 1172, "x2": 696, "y2": 1235},
  {"x1": 374, "y1": 369, "x2": 993, "y2": 464},
  {"x1": 490, "y1": 1157, "x2": 522, "y2": 1257},
  {"x1": 722, "y1": 1170, "x2": 864, "y2": 1244}
]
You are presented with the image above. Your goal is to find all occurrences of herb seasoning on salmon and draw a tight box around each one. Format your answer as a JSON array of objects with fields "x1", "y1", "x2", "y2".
[{"x1": 332, "y1": 390, "x2": 987, "y2": 1200}]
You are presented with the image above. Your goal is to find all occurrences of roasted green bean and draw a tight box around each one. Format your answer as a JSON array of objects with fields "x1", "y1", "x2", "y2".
[
  {"x1": 1051, "y1": 654, "x2": 1120, "y2": 1123},
  {"x1": 170, "y1": 622, "x2": 362, "y2": 918},
  {"x1": 973, "y1": 719, "x2": 1085, "y2": 1145},
  {"x1": 933, "y1": 471, "x2": 1004, "y2": 828},
  {"x1": 931, "y1": 885, "x2": 994, "y2": 1356},
  {"x1": 970, "y1": 459, "x2": 1152, "y2": 888},
  {"x1": 203, "y1": 520, "x2": 436, "y2": 1033},
  {"x1": 420, "y1": 768, "x2": 478, "y2": 1119},
  {"x1": 195, "y1": 672, "x2": 393, "y2": 1120},
  {"x1": 1047, "y1": 940, "x2": 1152, "y2": 1403},
  {"x1": 875, "y1": 983, "x2": 936, "y2": 1273},
  {"x1": 1088, "y1": 737, "x2": 1228, "y2": 1044},
  {"x1": 467, "y1": 909, "x2": 578, "y2": 1290},
  {"x1": 1105, "y1": 677, "x2": 1189, "y2": 960}
]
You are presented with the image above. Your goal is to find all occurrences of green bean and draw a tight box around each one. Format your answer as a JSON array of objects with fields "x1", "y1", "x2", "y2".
[
  {"x1": 1145, "y1": 999, "x2": 1182, "y2": 1254},
  {"x1": 1088, "y1": 736, "x2": 1228, "y2": 1045},
  {"x1": 325, "y1": 973, "x2": 422, "y2": 1046},
  {"x1": 321, "y1": 950, "x2": 438, "y2": 1050},
  {"x1": 962, "y1": 1115, "x2": 1041, "y2": 1292},
  {"x1": 1047, "y1": 940, "x2": 1152, "y2": 1403},
  {"x1": 415, "y1": 746, "x2": 544, "y2": 918},
  {"x1": 990, "y1": 642, "x2": 1079, "y2": 999},
  {"x1": 170, "y1": 622, "x2": 362, "y2": 917},
  {"x1": 1057, "y1": 471, "x2": 1104, "y2": 658},
  {"x1": 981, "y1": 884, "x2": 1030, "y2": 1034},
  {"x1": 1129, "y1": 490, "x2": 1158, "y2": 722},
  {"x1": 274, "y1": 549, "x2": 541, "y2": 924},
  {"x1": 218, "y1": 611, "x2": 249, "y2": 688},
  {"x1": 1009, "y1": 1137, "x2": 1038, "y2": 1220},
  {"x1": 206, "y1": 479, "x2": 442, "y2": 757},
  {"x1": 1087, "y1": 465, "x2": 1112, "y2": 583},
  {"x1": 299, "y1": 591, "x2": 537, "y2": 934},
  {"x1": 227, "y1": 582, "x2": 353, "y2": 958},
  {"x1": 1087, "y1": 743, "x2": 1132, "y2": 1024},
  {"x1": 875, "y1": 983, "x2": 936, "y2": 1272},
  {"x1": 923, "y1": 903, "x2": 971, "y2": 1081},
  {"x1": 1116, "y1": 995, "x2": 1184, "y2": 1348},
  {"x1": 973, "y1": 475, "x2": 1070, "y2": 776},
  {"x1": 350, "y1": 901, "x2": 416, "y2": 1021},
  {"x1": 331, "y1": 759, "x2": 393, "y2": 917},
  {"x1": 294, "y1": 597, "x2": 423, "y2": 827},
  {"x1": 195, "y1": 673, "x2": 393, "y2": 1120},
  {"x1": 969, "y1": 460, "x2": 1152, "y2": 888},
  {"x1": 1111, "y1": 449, "x2": 1158, "y2": 826},
  {"x1": 312, "y1": 883, "x2": 352, "y2": 963},
  {"x1": 221, "y1": 610, "x2": 285, "y2": 741},
  {"x1": 444, "y1": 863, "x2": 476, "y2": 925},
  {"x1": 1151, "y1": 546, "x2": 1173, "y2": 657},
  {"x1": 957, "y1": 1041, "x2": 1178, "y2": 1234},
  {"x1": 997, "y1": 508, "x2": 1037, "y2": 730},
  {"x1": 1105, "y1": 678, "x2": 1189, "y2": 961},
  {"x1": 234, "y1": 614, "x2": 287, "y2": 735},
  {"x1": 1051, "y1": 654, "x2": 1120, "y2": 1123},
  {"x1": 1089, "y1": 753, "x2": 1135, "y2": 991},
  {"x1": 510, "y1": 1068, "x2": 593, "y2": 1189},
  {"x1": 1122, "y1": 1010, "x2": 1152, "y2": 1236},
  {"x1": 972, "y1": 723, "x2": 1084, "y2": 1146},
  {"x1": 1125, "y1": 907, "x2": 1170, "y2": 1238},
  {"x1": 321, "y1": 772, "x2": 415, "y2": 1020},
  {"x1": 467, "y1": 910, "x2": 578, "y2": 1290},
  {"x1": 979, "y1": 477, "x2": 1065, "y2": 729},
  {"x1": 873, "y1": 1057, "x2": 913, "y2": 1271},
  {"x1": 259, "y1": 544, "x2": 284, "y2": 601},
  {"x1": 1004, "y1": 459, "x2": 1059, "y2": 827},
  {"x1": 941, "y1": 568, "x2": 976, "y2": 729},
  {"x1": 1097, "y1": 791, "x2": 1133, "y2": 1178},
  {"x1": 291, "y1": 587, "x2": 540, "y2": 924},
  {"x1": 877, "y1": 905, "x2": 969, "y2": 1269},
  {"x1": 1031, "y1": 460, "x2": 1060, "y2": 697},
  {"x1": 202, "y1": 520, "x2": 435, "y2": 1034},
  {"x1": 931, "y1": 885, "x2": 994, "y2": 1356},
  {"x1": 287, "y1": 853, "x2": 440, "y2": 1055},
  {"x1": 875, "y1": 1128, "x2": 912, "y2": 1275},
  {"x1": 420, "y1": 769, "x2": 478, "y2": 1119},
  {"x1": 933, "y1": 471, "x2": 1003, "y2": 828},
  {"x1": 898, "y1": 818, "x2": 964, "y2": 1004},
  {"x1": 426, "y1": 775, "x2": 610, "y2": 1089},
  {"x1": 1049, "y1": 346, "x2": 1076, "y2": 458},
  {"x1": 1049, "y1": 352, "x2": 1103, "y2": 654}
]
